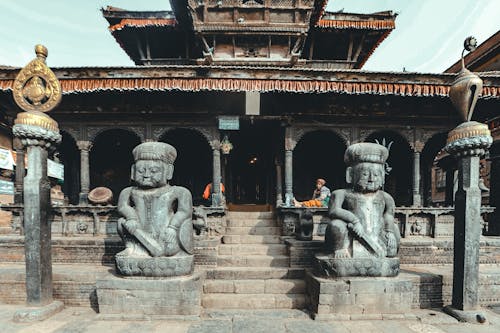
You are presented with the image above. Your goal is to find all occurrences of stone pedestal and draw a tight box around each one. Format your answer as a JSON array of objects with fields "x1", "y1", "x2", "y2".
[
  {"x1": 96, "y1": 272, "x2": 203, "y2": 318},
  {"x1": 115, "y1": 253, "x2": 194, "y2": 277},
  {"x1": 306, "y1": 272, "x2": 413, "y2": 320},
  {"x1": 314, "y1": 255, "x2": 400, "y2": 277}
]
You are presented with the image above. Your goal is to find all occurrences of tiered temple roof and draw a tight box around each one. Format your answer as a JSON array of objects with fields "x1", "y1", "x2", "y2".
[{"x1": 102, "y1": 1, "x2": 396, "y2": 68}]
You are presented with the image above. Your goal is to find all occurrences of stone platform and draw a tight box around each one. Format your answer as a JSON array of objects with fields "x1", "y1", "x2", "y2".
[
  {"x1": 313, "y1": 254, "x2": 400, "y2": 277},
  {"x1": 96, "y1": 271, "x2": 203, "y2": 316},
  {"x1": 306, "y1": 271, "x2": 414, "y2": 319}
]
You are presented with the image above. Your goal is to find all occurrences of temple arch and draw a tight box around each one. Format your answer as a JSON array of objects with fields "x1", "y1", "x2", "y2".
[
  {"x1": 365, "y1": 130, "x2": 412, "y2": 206},
  {"x1": 293, "y1": 130, "x2": 347, "y2": 201},
  {"x1": 90, "y1": 129, "x2": 141, "y2": 203},
  {"x1": 159, "y1": 128, "x2": 212, "y2": 206},
  {"x1": 57, "y1": 131, "x2": 80, "y2": 205},
  {"x1": 421, "y1": 132, "x2": 448, "y2": 206}
]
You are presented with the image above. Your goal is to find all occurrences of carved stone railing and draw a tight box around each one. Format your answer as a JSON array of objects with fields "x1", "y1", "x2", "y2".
[
  {"x1": 277, "y1": 205, "x2": 496, "y2": 240},
  {"x1": 0, "y1": 204, "x2": 225, "y2": 237}
]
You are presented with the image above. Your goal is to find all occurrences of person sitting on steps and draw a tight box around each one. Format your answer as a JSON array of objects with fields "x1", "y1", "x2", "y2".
[{"x1": 294, "y1": 178, "x2": 331, "y2": 207}]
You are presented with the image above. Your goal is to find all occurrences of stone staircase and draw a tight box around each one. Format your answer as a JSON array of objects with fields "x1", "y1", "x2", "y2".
[{"x1": 202, "y1": 211, "x2": 306, "y2": 309}]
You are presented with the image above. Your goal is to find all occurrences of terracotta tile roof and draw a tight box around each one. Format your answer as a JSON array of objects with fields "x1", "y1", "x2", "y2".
[
  {"x1": 316, "y1": 19, "x2": 395, "y2": 30},
  {"x1": 109, "y1": 18, "x2": 177, "y2": 31},
  {"x1": 0, "y1": 76, "x2": 498, "y2": 98}
]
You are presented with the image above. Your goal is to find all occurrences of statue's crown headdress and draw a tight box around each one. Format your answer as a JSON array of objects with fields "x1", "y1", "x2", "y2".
[
  {"x1": 132, "y1": 142, "x2": 177, "y2": 164},
  {"x1": 344, "y1": 142, "x2": 388, "y2": 166}
]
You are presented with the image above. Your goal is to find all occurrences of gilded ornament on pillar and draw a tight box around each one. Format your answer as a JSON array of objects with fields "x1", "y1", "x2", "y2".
[
  {"x1": 12, "y1": 45, "x2": 61, "y2": 133},
  {"x1": 13, "y1": 45, "x2": 61, "y2": 113}
]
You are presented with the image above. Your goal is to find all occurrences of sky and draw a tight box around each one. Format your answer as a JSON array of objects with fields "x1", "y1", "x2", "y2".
[{"x1": 0, "y1": 0, "x2": 498, "y2": 73}]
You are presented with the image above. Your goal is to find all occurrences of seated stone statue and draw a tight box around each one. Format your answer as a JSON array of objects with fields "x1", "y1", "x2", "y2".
[
  {"x1": 318, "y1": 142, "x2": 401, "y2": 277},
  {"x1": 115, "y1": 142, "x2": 194, "y2": 277}
]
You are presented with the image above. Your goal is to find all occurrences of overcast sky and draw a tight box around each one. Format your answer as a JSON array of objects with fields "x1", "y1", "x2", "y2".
[{"x1": 0, "y1": 0, "x2": 498, "y2": 72}]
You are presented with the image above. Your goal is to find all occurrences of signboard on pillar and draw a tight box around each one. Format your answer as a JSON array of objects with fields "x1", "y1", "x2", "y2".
[
  {"x1": 245, "y1": 91, "x2": 260, "y2": 115},
  {"x1": 219, "y1": 116, "x2": 240, "y2": 130}
]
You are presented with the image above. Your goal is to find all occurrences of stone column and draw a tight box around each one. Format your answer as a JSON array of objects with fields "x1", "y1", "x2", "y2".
[
  {"x1": 211, "y1": 142, "x2": 222, "y2": 207},
  {"x1": 12, "y1": 119, "x2": 63, "y2": 320},
  {"x1": 284, "y1": 149, "x2": 293, "y2": 206},
  {"x1": 13, "y1": 138, "x2": 25, "y2": 204},
  {"x1": 445, "y1": 123, "x2": 492, "y2": 315},
  {"x1": 275, "y1": 159, "x2": 283, "y2": 206},
  {"x1": 412, "y1": 149, "x2": 422, "y2": 206},
  {"x1": 77, "y1": 141, "x2": 92, "y2": 204}
]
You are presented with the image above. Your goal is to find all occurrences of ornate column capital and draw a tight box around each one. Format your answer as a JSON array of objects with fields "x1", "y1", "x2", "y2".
[
  {"x1": 77, "y1": 140, "x2": 93, "y2": 152},
  {"x1": 445, "y1": 121, "x2": 492, "y2": 157}
]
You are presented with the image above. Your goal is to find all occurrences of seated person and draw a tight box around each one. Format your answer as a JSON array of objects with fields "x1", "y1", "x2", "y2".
[
  {"x1": 294, "y1": 178, "x2": 331, "y2": 207},
  {"x1": 202, "y1": 182, "x2": 225, "y2": 200}
]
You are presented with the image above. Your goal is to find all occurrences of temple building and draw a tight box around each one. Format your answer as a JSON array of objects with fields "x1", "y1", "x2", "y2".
[{"x1": 0, "y1": 0, "x2": 500, "y2": 311}]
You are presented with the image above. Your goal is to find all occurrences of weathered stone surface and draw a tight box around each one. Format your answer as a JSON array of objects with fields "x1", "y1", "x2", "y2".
[
  {"x1": 115, "y1": 253, "x2": 193, "y2": 277},
  {"x1": 314, "y1": 255, "x2": 400, "y2": 277},
  {"x1": 320, "y1": 143, "x2": 401, "y2": 277},
  {"x1": 306, "y1": 272, "x2": 413, "y2": 316},
  {"x1": 115, "y1": 142, "x2": 194, "y2": 277},
  {"x1": 96, "y1": 272, "x2": 202, "y2": 316},
  {"x1": 13, "y1": 300, "x2": 64, "y2": 323}
]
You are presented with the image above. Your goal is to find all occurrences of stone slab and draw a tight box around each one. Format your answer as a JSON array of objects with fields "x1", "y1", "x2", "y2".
[
  {"x1": 116, "y1": 254, "x2": 194, "y2": 277},
  {"x1": 13, "y1": 300, "x2": 64, "y2": 323},
  {"x1": 306, "y1": 272, "x2": 413, "y2": 316},
  {"x1": 96, "y1": 272, "x2": 202, "y2": 316},
  {"x1": 314, "y1": 254, "x2": 400, "y2": 277}
]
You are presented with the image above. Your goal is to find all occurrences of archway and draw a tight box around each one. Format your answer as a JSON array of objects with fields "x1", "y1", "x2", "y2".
[
  {"x1": 159, "y1": 128, "x2": 212, "y2": 206},
  {"x1": 57, "y1": 131, "x2": 80, "y2": 204},
  {"x1": 421, "y1": 132, "x2": 448, "y2": 206},
  {"x1": 90, "y1": 129, "x2": 141, "y2": 203},
  {"x1": 293, "y1": 130, "x2": 346, "y2": 201},
  {"x1": 365, "y1": 131, "x2": 412, "y2": 206}
]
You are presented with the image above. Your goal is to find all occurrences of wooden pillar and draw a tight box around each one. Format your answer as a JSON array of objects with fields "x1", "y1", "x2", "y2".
[{"x1": 77, "y1": 141, "x2": 92, "y2": 204}]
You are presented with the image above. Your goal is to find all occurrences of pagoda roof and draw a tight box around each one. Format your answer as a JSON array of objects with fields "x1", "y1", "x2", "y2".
[{"x1": 0, "y1": 66, "x2": 499, "y2": 98}]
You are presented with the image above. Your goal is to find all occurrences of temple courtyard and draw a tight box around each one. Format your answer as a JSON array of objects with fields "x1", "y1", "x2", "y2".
[{"x1": 1, "y1": 303, "x2": 500, "y2": 333}]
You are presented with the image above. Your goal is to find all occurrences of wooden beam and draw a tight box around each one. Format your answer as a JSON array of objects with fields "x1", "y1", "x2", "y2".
[
  {"x1": 347, "y1": 32, "x2": 354, "y2": 61},
  {"x1": 352, "y1": 32, "x2": 366, "y2": 63}
]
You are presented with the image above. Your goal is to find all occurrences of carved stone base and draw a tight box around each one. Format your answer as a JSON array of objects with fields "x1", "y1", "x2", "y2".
[
  {"x1": 115, "y1": 253, "x2": 194, "y2": 277},
  {"x1": 96, "y1": 272, "x2": 202, "y2": 317},
  {"x1": 313, "y1": 254, "x2": 400, "y2": 277},
  {"x1": 13, "y1": 300, "x2": 64, "y2": 323},
  {"x1": 306, "y1": 272, "x2": 413, "y2": 319}
]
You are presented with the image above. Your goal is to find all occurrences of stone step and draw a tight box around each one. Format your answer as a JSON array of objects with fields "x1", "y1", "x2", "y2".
[
  {"x1": 224, "y1": 226, "x2": 282, "y2": 236},
  {"x1": 205, "y1": 267, "x2": 305, "y2": 280},
  {"x1": 226, "y1": 211, "x2": 275, "y2": 219},
  {"x1": 203, "y1": 279, "x2": 305, "y2": 294},
  {"x1": 202, "y1": 293, "x2": 306, "y2": 309},
  {"x1": 217, "y1": 255, "x2": 289, "y2": 267},
  {"x1": 226, "y1": 218, "x2": 277, "y2": 227},
  {"x1": 222, "y1": 235, "x2": 282, "y2": 244},
  {"x1": 218, "y1": 244, "x2": 288, "y2": 256}
]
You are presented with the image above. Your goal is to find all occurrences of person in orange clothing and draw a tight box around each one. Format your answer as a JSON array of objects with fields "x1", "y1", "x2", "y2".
[
  {"x1": 202, "y1": 182, "x2": 225, "y2": 200},
  {"x1": 294, "y1": 178, "x2": 331, "y2": 207}
]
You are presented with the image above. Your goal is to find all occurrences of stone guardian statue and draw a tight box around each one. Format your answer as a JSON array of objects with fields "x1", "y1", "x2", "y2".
[
  {"x1": 316, "y1": 142, "x2": 401, "y2": 277},
  {"x1": 115, "y1": 142, "x2": 194, "y2": 277}
]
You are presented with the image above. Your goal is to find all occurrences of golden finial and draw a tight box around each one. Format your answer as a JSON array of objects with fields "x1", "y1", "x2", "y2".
[
  {"x1": 12, "y1": 44, "x2": 62, "y2": 113},
  {"x1": 35, "y1": 44, "x2": 48, "y2": 60}
]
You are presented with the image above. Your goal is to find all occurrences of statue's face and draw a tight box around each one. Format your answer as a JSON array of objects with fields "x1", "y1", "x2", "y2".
[
  {"x1": 352, "y1": 162, "x2": 384, "y2": 192},
  {"x1": 133, "y1": 160, "x2": 168, "y2": 188}
]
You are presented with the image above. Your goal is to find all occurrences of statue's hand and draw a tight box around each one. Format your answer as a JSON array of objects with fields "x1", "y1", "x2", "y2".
[
  {"x1": 163, "y1": 227, "x2": 180, "y2": 256},
  {"x1": 386, "y1": 232, "x2": 396, "y2": 248},
  {"x1": 123, "y1": 219, "x2": 139, "y2": 234},
  {"x1": 349, "y1": 221, "x2": 364, "y2": 237}
]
